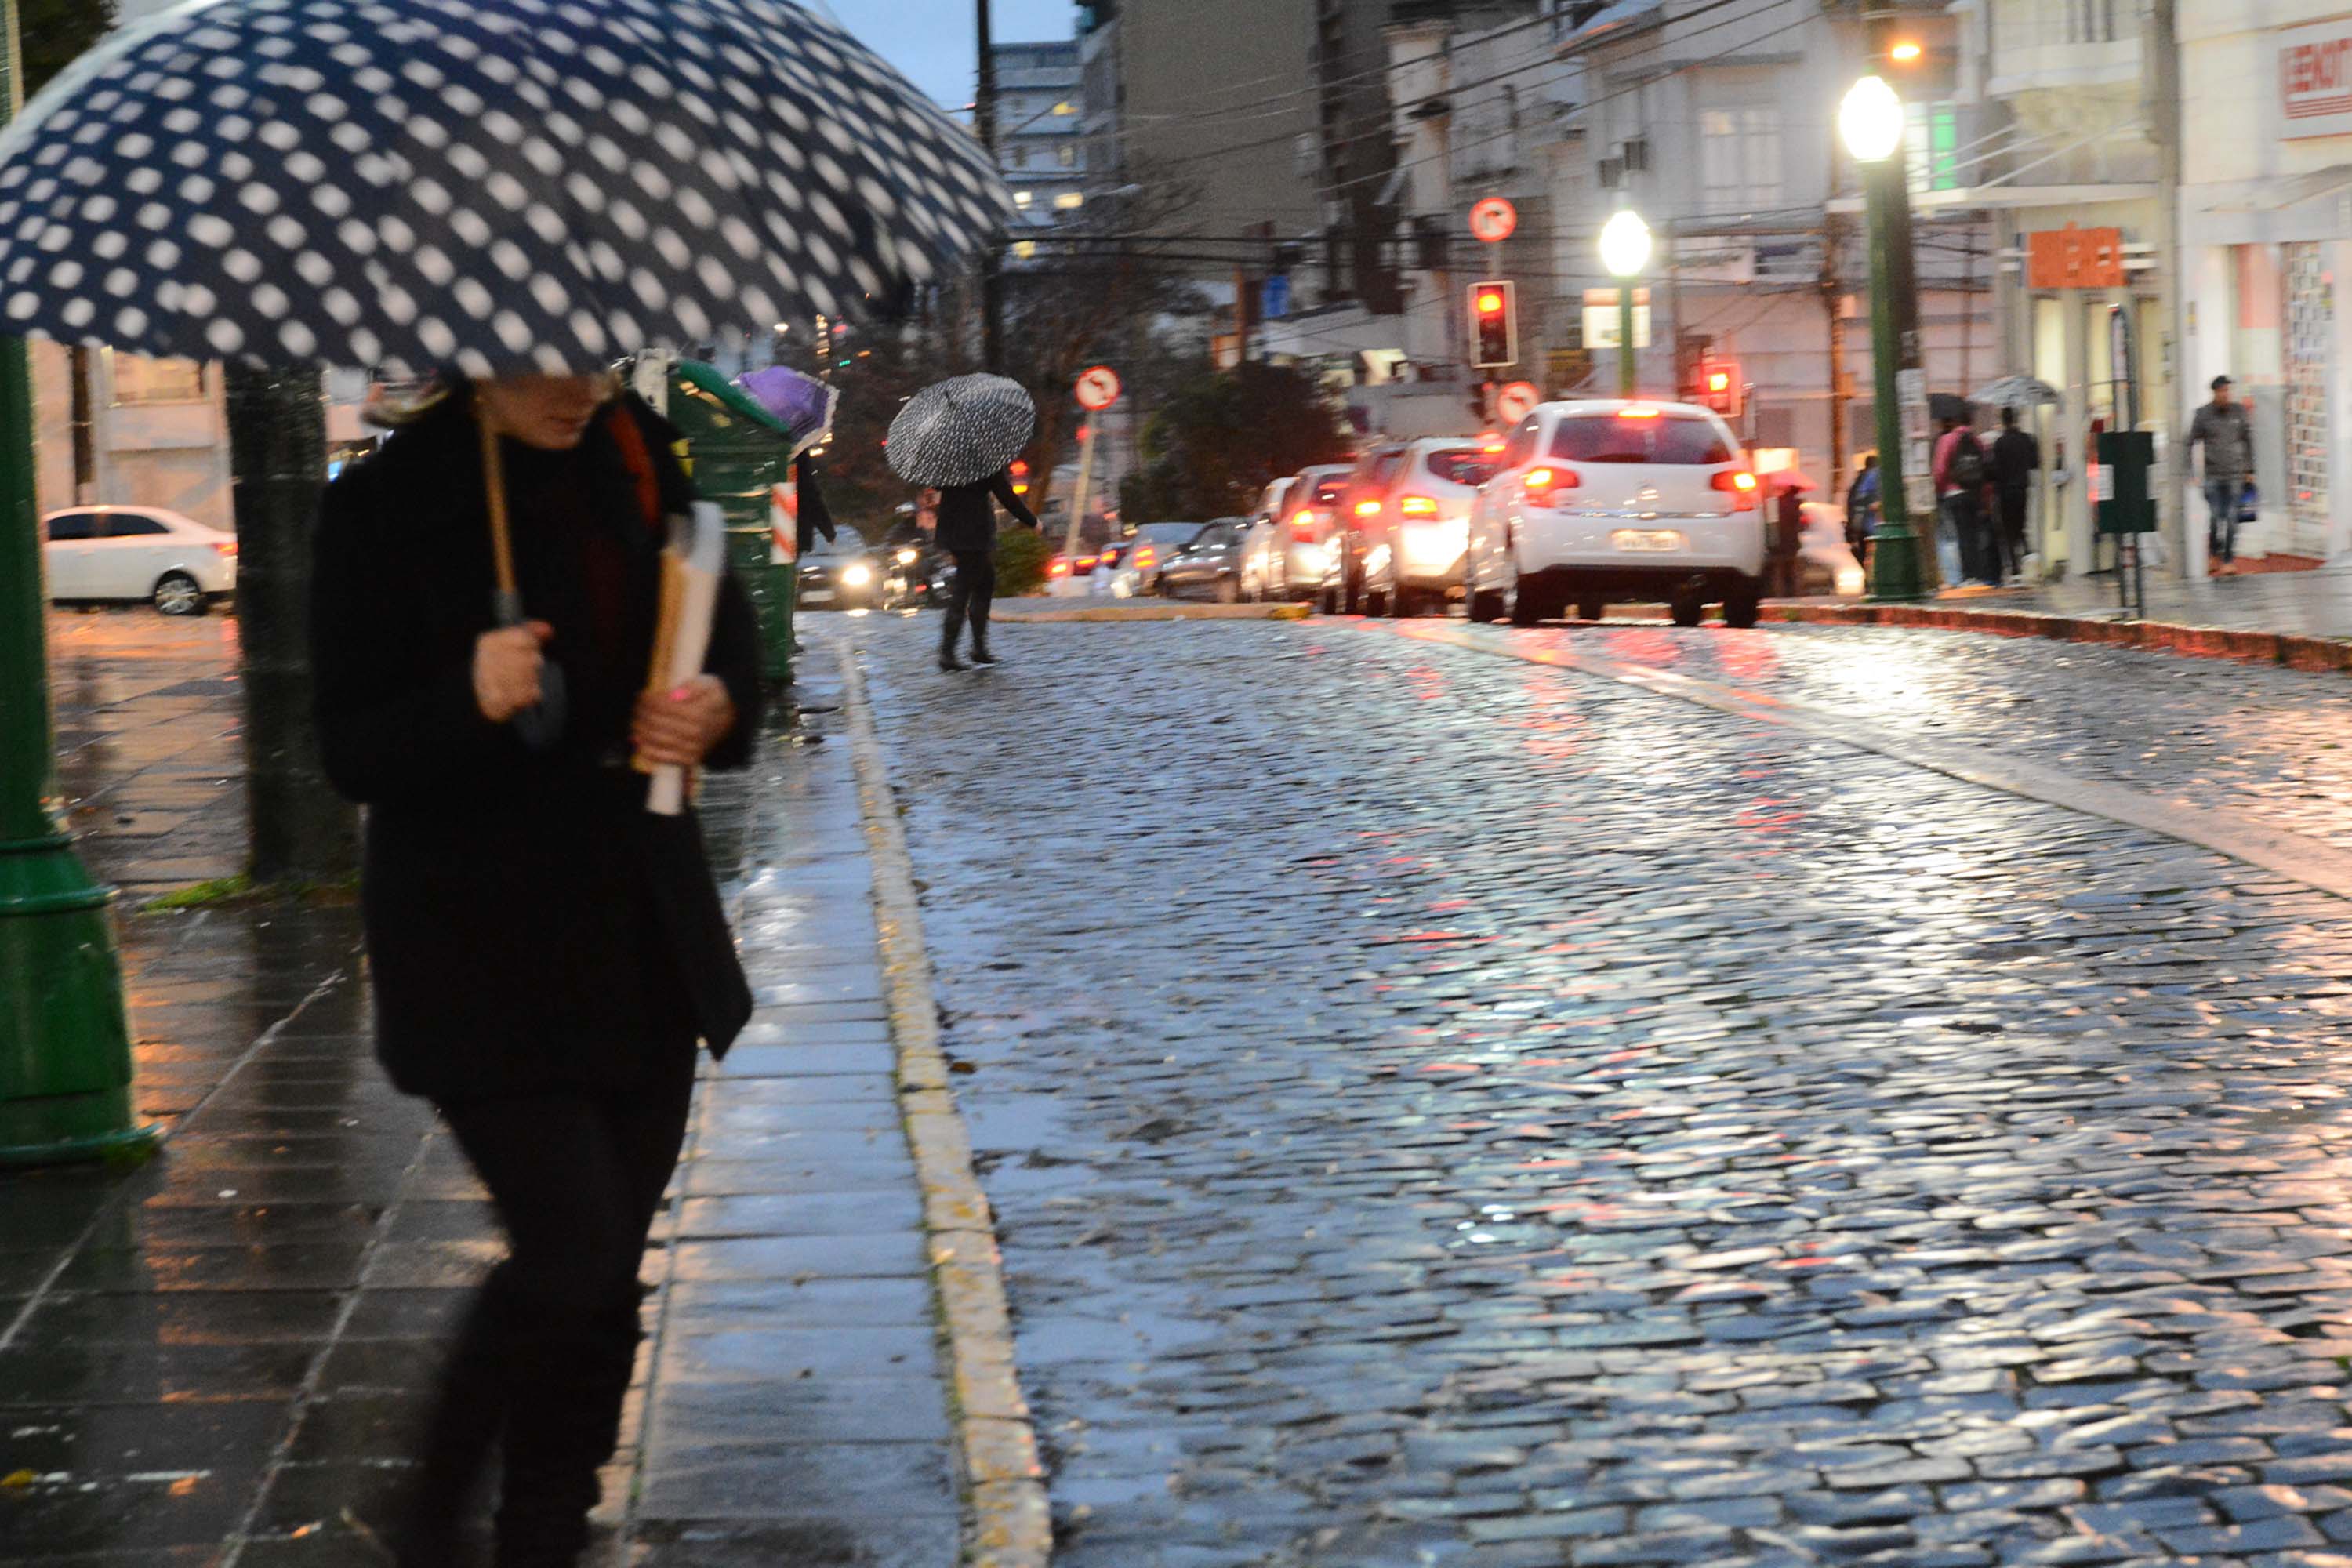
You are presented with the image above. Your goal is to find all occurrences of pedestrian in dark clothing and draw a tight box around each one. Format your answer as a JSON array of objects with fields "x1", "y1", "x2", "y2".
[
  {"x1": 1933, "y1": 416, "x2": 1997, "y2": 586},
  {"x1": 1845, "y1": 455, "x2": 1880, "y2": 578},
  {"x1": 2187, "y1": 374, "x2": 2253, "y2": 571},
  {"x1": 1989, "y1": 406, "x2": 2040, "y2": 583},
  {"x1": 792, "y1": 451, "x2": 835, "y2": 559},
  {"x1": 310, "y1": 373, "x2": 761, "y2": 1568},
  {"x1": 934, "y1": 465, "x2": 1039, "y2": 671}
]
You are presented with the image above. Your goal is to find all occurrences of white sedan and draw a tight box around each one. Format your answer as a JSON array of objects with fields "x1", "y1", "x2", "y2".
[{"x1": 44, "y1": 506, "x2": 238, "y2": 615}]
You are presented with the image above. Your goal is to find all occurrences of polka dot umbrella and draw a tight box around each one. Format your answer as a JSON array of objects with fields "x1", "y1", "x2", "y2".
[
  {"x1": 0, "y1": 0, "x2": 1012, "y2": 376},
  {"x1": 886, "y1": 373, "x2": 1036, "y2": 489}
]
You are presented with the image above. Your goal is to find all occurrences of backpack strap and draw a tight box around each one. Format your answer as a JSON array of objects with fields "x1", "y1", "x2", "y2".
[{"x1": 604, "y1": 401, "x2": 666, "y2": 531}]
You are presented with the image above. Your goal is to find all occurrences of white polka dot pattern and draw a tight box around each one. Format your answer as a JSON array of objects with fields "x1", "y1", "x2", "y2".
[
  {"x1": 886, "y1": 372, "x2": 1035, "y2": 489},
  {"x1": 0, "y1": 0, "x2": 1011, "y2": 376}
]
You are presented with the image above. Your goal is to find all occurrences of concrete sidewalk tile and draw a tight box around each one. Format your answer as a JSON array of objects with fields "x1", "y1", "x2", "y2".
[
  {"x1": 670, "y1": 1232, "x2": 929, "y2": 1283},
  {"x1": 636, "y1": 1437, "x2": 960, "y2": 1521}
]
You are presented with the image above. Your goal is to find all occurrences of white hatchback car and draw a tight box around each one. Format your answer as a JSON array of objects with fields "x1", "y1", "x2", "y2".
[
  {"x1": 1465, "y1": 400, "x2": 1764, "y2": 629},
  {"x1": 44, "y1": 506, "x2": 238, "y2": 615}
]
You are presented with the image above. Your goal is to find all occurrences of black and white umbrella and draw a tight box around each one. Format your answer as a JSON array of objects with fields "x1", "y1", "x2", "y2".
[
  {"x1": 1971, "y1": 374, "x2": 2064, "y2": 409},
  {"x1": 886, "y1": 373, "x2": 1035, "y2": 488},
  {"x1": 0, "y1": 0, "x2": 1011, "y2": 376}
]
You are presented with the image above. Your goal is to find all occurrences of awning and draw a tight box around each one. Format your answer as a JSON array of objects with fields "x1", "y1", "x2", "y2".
[
  {"x1": 2202, "y1": 165, "x2": 2352, "y2": 215},
  {"x1": 1559, "y1": 0, "x2": 1664, "y2": 53},
  {"x1": 1824, "y1": 182, "x2": 2158, "y2": 216}
]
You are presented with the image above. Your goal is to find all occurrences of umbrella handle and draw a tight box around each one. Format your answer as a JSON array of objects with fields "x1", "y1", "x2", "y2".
[{"x1": 481, "y1": 412, "x2": 565, "y2": 750}]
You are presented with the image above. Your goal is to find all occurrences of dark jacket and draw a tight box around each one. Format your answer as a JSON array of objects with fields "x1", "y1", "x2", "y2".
[
  {"x1": 310, "y1": 389, "x2": 761, "y2": 1102},
  {"x1": 2187, "y1": 400, "x2": 2252, "y2": 481},
  {"x1": 934, "y1": 469, "x2": 1038, "y2": 553},
  {"x1": 1990, "y1": 428, "x2": 2040, "y2": 496},
  {"x1": 793, "y1": 452, "x2": 836, "y2": 557}
]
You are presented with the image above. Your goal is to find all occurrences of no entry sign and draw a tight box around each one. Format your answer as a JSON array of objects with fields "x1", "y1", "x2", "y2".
[
  {"x1": 1468, "y1": 198, "x2": 1518, "y2": 245},
  {"x1": 1495, "y1": 380, "x2": 1541, "y2": 423}
]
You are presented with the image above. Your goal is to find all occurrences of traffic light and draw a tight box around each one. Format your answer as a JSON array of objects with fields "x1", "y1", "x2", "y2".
[
  {"x1": 1694, "y1": 358, "x2": 1740, "y2": 416},
  {"x1": 1009, "y1": 458, "x2": 1030, "y2": 496},
  {"x1": 1887, "y1": 38, "x2": 1924, "y2": 66},
  {"x1": 1471, "y1": 279, "x2": 1518, "y2": 369}
]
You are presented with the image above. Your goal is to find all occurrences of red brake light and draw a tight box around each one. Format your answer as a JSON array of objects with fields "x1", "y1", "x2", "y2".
[
  {"x1": 1134, "y1": 546, "x2": 1156, "y2": 569},
  {"x1": 1073, "y1": 554, "x2": 1098, "y2": 570},
  {"x1": 212, "y1": 539, "x2": 238, "y2": 557},
  {"x1": 1617, "y1": 405, "x2": 1662, "y2": 419},
  {"x1": 1292, "y1": 509, "x2": 1313, "y2": 525},
  {"x1": 1523, "y1": 466, "x2": 1577, "y2": 503},
  {"x1": 1355, "y1": 499, "x2": 1381, "y2": 517},
  {"x1": 1047, "y1": 557, "x2": 1070, "y2": 577},
  {"x1": 1481, "y1": 441, "x2": 1506, "y2": 455},
  {"x1": 1713, "y1": 470, "x2": 1759, "y2": 510},
  {"x1": 1398, "y1": 495, "x2": 1439, "y2": 517}
]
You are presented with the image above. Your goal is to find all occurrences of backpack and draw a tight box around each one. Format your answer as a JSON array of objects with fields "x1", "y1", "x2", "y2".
[{"x1": 1950, "y1": 434, "x2": 1986, "y2": 489}]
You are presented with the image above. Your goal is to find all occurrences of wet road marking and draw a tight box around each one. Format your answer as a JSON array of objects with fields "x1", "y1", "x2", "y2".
[{"x1": 1385, "y1": 619, "x2": 2352, "y2": 902}]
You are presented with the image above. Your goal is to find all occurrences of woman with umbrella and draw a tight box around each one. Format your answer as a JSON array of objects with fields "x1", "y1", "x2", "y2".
[
  {"x1": 315, "y1": 371, "x2": 760, "y2": 1565},
  {"x1": 888, "y1": 374, "x2": 1041, "y2": 670},
  {"x1": 0, "y1": 1, "x2": 1015, "y2": 1561}
]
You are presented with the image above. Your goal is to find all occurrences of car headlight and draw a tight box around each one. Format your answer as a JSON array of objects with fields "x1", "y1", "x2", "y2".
[
  {"x1": 841, "y1": 562, "x2": 874, "y2": 587},
  {"x1": 895, "y1": 548, "x2": 918, "y2": 564}
]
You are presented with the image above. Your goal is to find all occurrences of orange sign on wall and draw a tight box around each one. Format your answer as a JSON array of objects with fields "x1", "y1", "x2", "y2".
[{"x1": 2027, "y1": 224, "x2": 2126, "y2": 289}]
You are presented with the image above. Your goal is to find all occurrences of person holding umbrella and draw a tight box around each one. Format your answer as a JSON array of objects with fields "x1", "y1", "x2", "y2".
[
  {"x1": 887, "y1": 374, "x2": 1041, "y2": 670},
  {"x1": 312, "y1": 372, "x2": 762, "y2": 1565}
]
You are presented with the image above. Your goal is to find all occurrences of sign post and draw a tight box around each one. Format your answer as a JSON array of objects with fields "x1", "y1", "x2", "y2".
[{"x1": 1063, "y1": 366, "x2": 1122, "y2": 580}]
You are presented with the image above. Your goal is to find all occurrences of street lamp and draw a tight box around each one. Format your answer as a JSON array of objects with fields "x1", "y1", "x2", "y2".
[
  {"x1": 1598, "y1": 208, "x2": 1651, "y2": 399},
  {"x1": 1840, "y1": 74, "x2": 1926, "y2": 603}
]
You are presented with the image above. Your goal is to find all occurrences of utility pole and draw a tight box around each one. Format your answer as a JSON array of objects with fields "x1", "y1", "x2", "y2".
[
  {"x1": 0, "y1": 0, "x2": 153, "y2": 1165},
  {"x1": 2148, "y1": 0, "x2": 2187, "y2": 575},
  {"x1": 1824, "y1": 129, "x2": 1849, "y2": 497},
  {"x1": 975, "y1": 0, "x2": 1005, "y2": 372}
]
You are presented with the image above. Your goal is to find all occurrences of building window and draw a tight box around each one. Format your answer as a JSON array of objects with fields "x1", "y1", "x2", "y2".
[
  {"x1": 1009, "y1": 146, "x2": 1029, "y2": 169},
  {"x1": 2064, "y1": 0, "x2": 2117, "y2": 43},
  {"x1": 1053, "y1": 191, "x2": 1085, "y2": 211},
  {"x1": 109, "y1": 354, "x2": 206, "y2": 406},
  {"x1": 1058, "y1": 143, "x2": 1076, "y2": 168},
  {"x1": 1699, "y1": 107, "x2": 1783, "y2": 210},
  {"x1": 1014, "y1": 190, "x2": 1033, "y2": 208},
  {"x1": 1906, "y1": 101, "x2": 1960, "y2": 194}
]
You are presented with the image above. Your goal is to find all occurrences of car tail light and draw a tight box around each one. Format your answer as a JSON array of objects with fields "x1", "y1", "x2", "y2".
[
  {"x1": 211, "y1": 539, "x2": 238, "y2": 557},
  {"x1": 1073, "y1": 554, "x2": 1098, "y2": 572},
  {"x1": 1523, "y1": 466, "x2": 1579, "y2": 506},
  {"x1": 1047, "y1": 557, "x2": 1071, "y2": 578},
  {"x1": 1134, "y1": 546, "x2": 1156, "y2": 570},
  {"x1": 1712, "y1": 470, "x2": 1759, "y2": 510},
  {"x1": 1398, "y1": 495, "x2": 1439, "y2": 517},
  {"x1": 1355, "y1": 499, "x2": 1381, "y2": 517},
  {"x1": 1617, "y1": 405, "x2": 1662, "y2": 420},
  {"x1": 1290, "y1": 516, "x2": 1316, "y2": 542}
]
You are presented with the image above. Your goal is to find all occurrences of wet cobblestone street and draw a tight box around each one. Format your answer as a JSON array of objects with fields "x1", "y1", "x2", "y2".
[{"x1": 852, "y1": 613, "x2": 2352, "y2": 1568}]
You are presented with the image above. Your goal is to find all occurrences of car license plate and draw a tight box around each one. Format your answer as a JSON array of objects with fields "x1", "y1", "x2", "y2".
[
  {"x1": 802, "y1": 587, "x2": 835, "y2": 604},
  {"x1": 1611, "y1": 529, "x2": 1684, "y2": 553}
]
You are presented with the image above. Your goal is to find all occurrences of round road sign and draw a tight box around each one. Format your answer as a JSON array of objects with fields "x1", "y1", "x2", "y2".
[
  {"x1": 1075, "y1": 365, "x2": 1123, "y2": 411},
  {"x1": 1468, "y1": 198, "x2": 1519, "y2": 245},
  {"x1": 1495, "y1": 380, "x2": 1542, "y2": 423}
]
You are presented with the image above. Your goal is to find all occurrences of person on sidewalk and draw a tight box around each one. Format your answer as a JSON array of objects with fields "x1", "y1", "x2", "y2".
[
  {"x1": 1845, "y1": 454, "x2": 1880, "y2": 579},
  {"x1": 935, "y1": 465, "x2": 1038, "y2": 672},
  {"x1": 1933, "y1": 415, "x2": 1996, "y2": 586},
  {"x1": 2187, "y1": 374, "x2": 2253, "y2": 573},
  {"x1": 1989, "y1": 406, "x2": 2041, "y2": 583},
  {"x1": 310, "y1": 372, "x2": 762, "y2": 1568}
]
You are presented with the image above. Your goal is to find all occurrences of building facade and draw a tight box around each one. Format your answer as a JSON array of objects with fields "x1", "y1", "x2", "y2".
[
  {"x1": 992, "y1": 41, "x2": 1087, "y2": 231},
  {"x1": 2177, "y1": 1, "x2": 2352, "y2": 568}
]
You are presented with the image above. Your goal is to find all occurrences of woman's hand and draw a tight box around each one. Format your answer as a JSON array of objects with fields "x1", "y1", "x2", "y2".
[
  {"x1": 474, "y1": 622, "x2": 553, "y2": 724},
  {"x1": 633, "y1": 675, "x2": 737, "y2": 768}
]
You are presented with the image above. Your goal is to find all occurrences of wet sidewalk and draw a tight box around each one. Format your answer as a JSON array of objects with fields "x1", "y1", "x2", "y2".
[
  {"x1": 1940, "y1": 561, "x2": 2352, "y2": 637},
  {"x1": 2, "y1": 615, "x2": 960, "y2": 1566}
]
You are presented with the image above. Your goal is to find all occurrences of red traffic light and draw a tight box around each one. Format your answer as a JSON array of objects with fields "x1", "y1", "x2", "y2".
[
  {"x1": 1475, "y1": 289, "x2": 1505, "y2": 315},
  {"x1": 1009, "y1": 459, "x2": 1029, "y2": 477},
  {"x1": 1706, "y1": 369, "x2": 1731, "y2": 394}
]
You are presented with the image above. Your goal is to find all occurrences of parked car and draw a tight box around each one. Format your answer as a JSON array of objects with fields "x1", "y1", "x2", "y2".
[
  {"x1": 1091, "y1": 522, "x2": 1200, "y2": 597},
  {"x1": 1465, "y1": 399, "x2": 1765, "y2": 629},
  {"x1": 43, "y1": 505, "x2": 238, "y2": 615},
  {"x1": 1320, "y1": 438, "x2": 1496, "y2": 617},
  {"x1": 1155, "y1": 519, "x2": 1252, "y2": 601},
  {"x1": 794, "y1": 531, "x2": 887, "y2": 611}
]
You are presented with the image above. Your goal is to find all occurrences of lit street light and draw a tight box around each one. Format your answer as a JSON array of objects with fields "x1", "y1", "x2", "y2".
[
  {"x1": 1598, "y1": 208, "x2": 1651, "y2": 399},
  {"x1": 1841, "y1": 74, "x2": 1927, "y2": 604}
]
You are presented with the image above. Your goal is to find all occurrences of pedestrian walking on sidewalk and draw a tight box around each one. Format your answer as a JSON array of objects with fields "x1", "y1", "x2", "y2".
[
  {"x1": 1990, "y1": 407, "x2": 2041, "y2": 583},
  {"x1": 935, "y1": 466, "x2": 1039, "y2": 672},
  {"x1": 310, "y1": 373, "x2": 763, "y2": 1568},
  {"x1": 2188, "y1": 374, "x2": 2253, "y2": 572},
  {"x1": 1933, "y1": 416, "x2": 1997, "y2": 586},
  {"x1": 1845, "y1": 454, "x2": 1881, "y2": 578}
]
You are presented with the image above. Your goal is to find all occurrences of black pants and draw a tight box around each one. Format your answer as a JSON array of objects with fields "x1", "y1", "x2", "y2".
[
  {"x1": 412, "y1": 1044, "x2": 696, "y2": 1565},
  {"x1": 942, "y1": 549, "x2": 995, "y2": 652},
  {"x1": 1997, "y1": 489, "x2": 2029, "y2": 579}
]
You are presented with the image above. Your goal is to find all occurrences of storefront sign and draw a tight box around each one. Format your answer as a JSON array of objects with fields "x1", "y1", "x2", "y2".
[
  {"x1": 2026, "y1": 225, "x2": 2125, "y2": 290},
  {"x1": 2281, "y1": 15, "x2": 2352, "y2": 139},
  {"x1": 1580, "y1": 288, "x2": 1651, "y2": 350}
]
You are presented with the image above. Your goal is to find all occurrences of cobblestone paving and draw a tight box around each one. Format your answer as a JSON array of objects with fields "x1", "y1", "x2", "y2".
[
  {"x1": 1479, "y1": 619, "x2": 2352, "y2": 857},
  {"x1": 853, "y1": 614, "x2": 2352, "y2": 1568}
]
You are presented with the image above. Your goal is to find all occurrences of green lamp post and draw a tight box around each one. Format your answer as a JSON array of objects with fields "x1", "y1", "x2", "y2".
[
  {"x1": 1842, "y1": 73, "x2": 1928, "y2": 604},
  {"x1": 0, "y1": 0, "x2": 152, "y2": 1166},
  {"x1": 1598, "y1": 207, "x2": 1651, "y2": 400}
]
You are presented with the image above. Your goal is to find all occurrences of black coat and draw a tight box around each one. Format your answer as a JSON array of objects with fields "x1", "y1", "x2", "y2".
[
  {"x1": 310, "y1": 390, "x2": 761, "y2": 1102},
  {"x1": 793, "y1": 452, "x2": 837, "y2": 557},
  {"x1": 934, "y1": 469, "x2": 1038, "y2": 553}
]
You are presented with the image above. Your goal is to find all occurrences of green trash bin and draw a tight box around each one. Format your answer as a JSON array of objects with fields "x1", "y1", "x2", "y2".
[{"x1": 664, "y1": 360, "x2": 801, "y2": 684}]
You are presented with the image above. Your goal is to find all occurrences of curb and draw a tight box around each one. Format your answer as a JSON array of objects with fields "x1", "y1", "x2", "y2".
[
  {"x1": 993, "y1": 601, "x2": 1311, "y2": 623},
  {"x1": 830, "y1": 641, "x2": 1051, "y2": 1568},
  {"x1": 1766, "y1": 601, "x2": 2352, "y2": 673}
]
